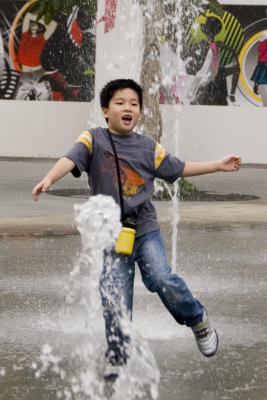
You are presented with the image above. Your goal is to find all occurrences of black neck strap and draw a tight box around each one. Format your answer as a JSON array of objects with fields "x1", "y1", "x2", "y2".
[{"x1": 107, "y1": 129, "x2": 125, "y2": 222}]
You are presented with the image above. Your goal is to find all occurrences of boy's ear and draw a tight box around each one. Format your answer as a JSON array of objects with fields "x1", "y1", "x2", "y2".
[{"x1": 102, "y1": 107, "x2": 108, "y2": 118}]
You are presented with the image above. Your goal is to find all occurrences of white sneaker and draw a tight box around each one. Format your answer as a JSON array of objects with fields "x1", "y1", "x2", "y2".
[
  {"x1": 192, "y1": 310, "x2": 218, "y2": 357},
  {"x1": 104, "y1": 363, "x2": 122, "y2": 380}
]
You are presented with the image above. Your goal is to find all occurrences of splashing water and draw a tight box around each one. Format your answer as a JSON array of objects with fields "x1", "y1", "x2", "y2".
[
  {"x1": 156, "y1": 0, "x2": 209, "y2": 271},
  {"x1": 33, "y1": 195, "x2": 160, "y2": 399}
]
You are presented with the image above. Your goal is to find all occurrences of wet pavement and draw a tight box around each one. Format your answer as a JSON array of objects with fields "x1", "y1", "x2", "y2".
[{"x1": 0, "y1": 159, "x2": 267, "y2": 399}]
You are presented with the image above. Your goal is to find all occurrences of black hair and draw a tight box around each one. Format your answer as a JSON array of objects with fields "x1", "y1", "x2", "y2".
[
  {"x1": 200, "y1": 16, "x2": 222, "y2": 41},
  {"x1": 100, "y1": 79, "x2": 143, "y2": 110},
  {"x1": 77, "y1": 7, "x2": 95, "y2": 31},
  {"x1": 29, "y1": 19, "x2": 45, "y2": 34}
]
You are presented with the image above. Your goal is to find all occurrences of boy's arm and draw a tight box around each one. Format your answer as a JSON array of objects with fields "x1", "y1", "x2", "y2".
[
  {"x1": 182, "y1": 155, "x2": 241, "y2": 177},
  {"x1": 32, "y1": 157, "x2": 75, "y2": 201}
]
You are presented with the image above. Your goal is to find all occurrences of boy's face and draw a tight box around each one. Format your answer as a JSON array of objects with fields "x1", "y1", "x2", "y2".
[{"x1": 102, "y1": 88, "x2": 141, "y2": 135}]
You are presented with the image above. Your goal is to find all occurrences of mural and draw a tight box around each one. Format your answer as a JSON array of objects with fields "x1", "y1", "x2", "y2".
[
  {"x1": 1, "y1": 0, "x2": 266, "y2": 107},
  {"x1": 160, "y1": 2, "x2": 267, "y2": 107},
  {"x1": 0, "y1": 0, "x2": 99, "y2": 101}
]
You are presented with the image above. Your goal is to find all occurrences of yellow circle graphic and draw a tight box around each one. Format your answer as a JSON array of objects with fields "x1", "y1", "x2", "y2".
[
  {"x1": 238, "y1": 31, "x2": 263, "y2": 104},
  {"x1": 9, "y1": 0, "x2": 36, "y2": 71}
]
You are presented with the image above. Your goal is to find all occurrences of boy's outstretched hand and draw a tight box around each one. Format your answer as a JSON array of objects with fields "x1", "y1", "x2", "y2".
[
  {"x1": 32, "y1": 177, "x2": 52, "y2": 201},
  {"x1": 219, "y1": 155, "x2": 242, "y2": 172},
  {"x1": 32, "y1": 157, "x2": 75, "y2": 202}
]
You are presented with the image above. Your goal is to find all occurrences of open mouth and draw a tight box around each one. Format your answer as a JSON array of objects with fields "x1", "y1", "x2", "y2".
[{"x1": 122, "y1": 115, "x2": 132, "y2": 122}]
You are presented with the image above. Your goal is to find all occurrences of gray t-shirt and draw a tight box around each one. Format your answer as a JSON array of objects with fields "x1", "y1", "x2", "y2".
[{"x1": 65, "y1": 127, "x2": 185, "y2": 237}]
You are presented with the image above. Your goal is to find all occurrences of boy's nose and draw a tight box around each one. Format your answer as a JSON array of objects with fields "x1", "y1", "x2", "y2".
[{"x1": 124, "y1": 103, "x2": 132, "y2": 111}]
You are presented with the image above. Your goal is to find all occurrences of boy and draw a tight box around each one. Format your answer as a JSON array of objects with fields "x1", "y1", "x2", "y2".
[{"x1": 32, "y1": 79, "x2": 241, "y2": 379}]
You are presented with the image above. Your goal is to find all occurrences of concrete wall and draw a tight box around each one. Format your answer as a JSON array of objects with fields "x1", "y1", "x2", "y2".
[
  {"x1": 0, "y1": 0, "x2": 266, "y2": 163},
  {"x1": 1, "y1": 101, "x2": 266, "y2": 163},
  {"x1": 181, "y1": 106, "x2": 267, "y2": 163},
  {"x1": 0, "y1": 100, "x2": 90, "y2": 158}
]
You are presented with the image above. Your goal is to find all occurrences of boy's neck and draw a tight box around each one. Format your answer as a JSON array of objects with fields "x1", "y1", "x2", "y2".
[{"x1": 108, "y1": 128, "x2": 133, "y2": 136}]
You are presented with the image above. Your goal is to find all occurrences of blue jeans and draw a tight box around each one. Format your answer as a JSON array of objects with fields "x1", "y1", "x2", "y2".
[{"x1": 99, "y1": 229, "x2": 204, "y2": 364}]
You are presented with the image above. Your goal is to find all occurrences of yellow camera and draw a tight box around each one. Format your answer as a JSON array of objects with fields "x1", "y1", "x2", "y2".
[{"x1": 115, "y1": 217, "x2": 136, "y2": 255}]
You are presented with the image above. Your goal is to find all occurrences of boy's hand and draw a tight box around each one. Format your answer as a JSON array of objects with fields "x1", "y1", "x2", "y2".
[
  {"x1": 32, "y1": 177, "x2": 52, "y2": 201},
  {"x1": 32, "y1": 157, "x2": 75, "y2": 201},
  {"x1": 219, "y1": 155, "x2": 242, "y2": 172}
]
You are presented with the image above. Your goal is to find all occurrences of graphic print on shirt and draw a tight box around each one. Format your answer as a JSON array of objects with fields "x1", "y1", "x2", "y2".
[{"x1": 101, "y1": 153, "x2": 145, "y2": 199}]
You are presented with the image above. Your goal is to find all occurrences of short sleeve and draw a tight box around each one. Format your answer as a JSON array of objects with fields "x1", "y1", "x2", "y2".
[
  {"x1": 64, "y1": 130, "x2": 93, "y2": 177},
  {"x1": 154, "y1": 142, "x2": 185, "y2": 183},
  {"x1": 64, "y1": 143, "x2": 90, "y2": 177}
]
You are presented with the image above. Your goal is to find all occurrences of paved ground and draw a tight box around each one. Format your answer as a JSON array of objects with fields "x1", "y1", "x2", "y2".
[
  {"x1": 0, "y1": 158, "x2": 267, "y2": 237},
  {"x1": 1, "y1": 158, "x2": 267, "y2": 400}
]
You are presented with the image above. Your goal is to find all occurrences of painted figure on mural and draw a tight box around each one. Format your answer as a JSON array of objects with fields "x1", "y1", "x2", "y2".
[
  {"x1": 15, "y1": 12, "x2": 57, "y2": 100},
  {"x1": 181, "y1": 16, "x2": 241, "y2": 106},
  {"x1": 40, "y1": 7, "x2": 96, "y2": 101},
  {"x1": 159, "y1": 8, "x2": 243, "y2": 107},
  {"x1": 251, "y1": 30, "x2": 267, "y2": 107},
  {"x1": 0, "y1": 1, "x2": 111, "y2": 102}
]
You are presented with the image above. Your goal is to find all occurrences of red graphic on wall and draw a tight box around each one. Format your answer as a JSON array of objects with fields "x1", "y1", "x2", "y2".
[{"x1": 99, "y1": 0, "x2": 117, "y2": 33}]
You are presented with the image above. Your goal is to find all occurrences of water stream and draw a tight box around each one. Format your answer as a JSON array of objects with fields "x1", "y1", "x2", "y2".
[{"x1": 30, "y1": 195, "x2": 159, "y2": 400}]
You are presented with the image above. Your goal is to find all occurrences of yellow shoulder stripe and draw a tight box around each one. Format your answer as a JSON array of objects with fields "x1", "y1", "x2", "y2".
[
  {"x1": 155, "y1": 141, "x2": 166, "y2": 169},
  {"x1": 76, "y1": 130, "x2": 92, "y2": 154}
]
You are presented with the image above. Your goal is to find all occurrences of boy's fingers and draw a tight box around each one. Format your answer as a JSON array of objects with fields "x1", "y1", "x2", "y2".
[
  {"x1": 32, "y1": 180, "x2": 51, "y2": 201},
  {"x1": 41, "y1": 183, "x2": 50, "y2": 193},
  {"x1": 32, "y1": 186, "x2": 40, "y2": 196},
  {"x1": 32, "y1": 183, "x2": 43, "y2": 200},
  {"x1": 32, "y1": 193, "x2": 38, "y2": 201},
  {"x1": 32, "y1": 188, "x2": 40, "y2": 201}
]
